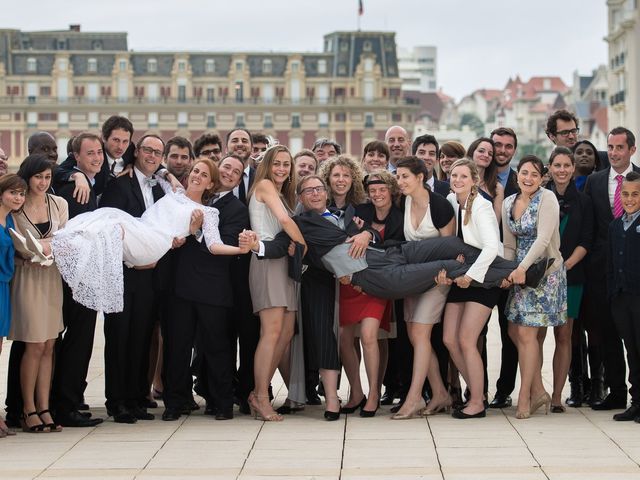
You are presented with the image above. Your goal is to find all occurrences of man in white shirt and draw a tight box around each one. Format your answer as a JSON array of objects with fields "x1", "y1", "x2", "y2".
[{"x1": 385, "y1": 125, "x2": 410, "y2": 173}]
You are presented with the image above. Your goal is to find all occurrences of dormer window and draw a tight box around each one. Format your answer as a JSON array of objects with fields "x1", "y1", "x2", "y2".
[
  {"x1": 262, "y1": 59, "x2": 272, "y2": 74},
  {"x1": 147, "y1": 58, "x2": 157, "y2": 73},
  {"x1": 27, "y1": 57, "x2": 37, "y2": 72},
  {"x1": 87, "y1": 58, "x2": 97, "y2": 73}
]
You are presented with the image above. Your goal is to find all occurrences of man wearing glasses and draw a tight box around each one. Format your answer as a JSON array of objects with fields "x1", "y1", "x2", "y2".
[
  {"x1": 100, "y1": 134, "x2": 170, "y2": 424},
  {"x1": 193, "y1": 133, "x2": 223, "y2": 163}
]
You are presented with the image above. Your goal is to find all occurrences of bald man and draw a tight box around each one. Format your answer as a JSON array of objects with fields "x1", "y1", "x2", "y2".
[
  {"x1": 28, "y1": 131, "x2": 58, "y2": 165},
  {"x1": 384, "y1": 125, "x2": 410, "y2": 173}
]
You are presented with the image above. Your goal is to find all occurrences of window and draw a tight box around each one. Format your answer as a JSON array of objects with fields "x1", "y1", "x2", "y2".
[
  {"x1": 118, "y1": 78, "x2": 128, "y2": 101},
  {"x1": 87, "y1": 58, "x2": 97, "y2": 73},
  {"x1": 289, "y1": 137, "x2": 303, "y2": 153},
  {"x1": 178, "y1": 112, "x2": 188, "y2": 127},
  {"x1": 338, "y1": 64, "x2": 347, "y2": 75},
  {"x1": 40, "y1": 86, "x2": 51, "y2": 96},
  {"x1": 87, "y1": 83, "x2": 98, "y2": 102},
  {"x1": 262, "y1": 59, "x2": 272, "y2": 74},
  {"x1": 263, "y1": 113, "x2": 273, "y2": 128},
  {"x1": 234, "y1": 81, "x2": 243, "y2": 102},
  {"x1": 318, "y1": 112, "x2": 329, "y2": 127},
  {"x1": 119, "y1": 59, "x2": 127, "y2": 71},
  {"x1": 178, "y1": 85, "x2": 186, "y2": 103},
  {"x1": 205, "y1": 59, "x2": 215, "y2": 73},
  {"x1": 58, "y1": 112, "x2": 69, "y2": 126},
  {"x1": 206, "y1": 87, "x2": 214, "y2": 103},
  {"x1": 340, "y1": 40, "x2": 349, "y2": 52},
  {"x1": 148, "y1": 83, "x2": 159, "y2": 102},
  {"x1": 178, "y1": 60, "x2": 186, "y2": 72},
  {"x1": 363, "y1": 40, "x2": 372, "y2": 52},
  {"x1": 57, "y1": 78, "x2": 68, "y2": 101},
  {"x1": 207, "y1": 114, "x2": 216, "y2": 128},
  {"x1": 27, "y1": 112, "x2": 37, "y2": 127},
  {"x1": 235, "y1": 113, "x2": 246, "y2": 128},
  {"x1": 291, "y1": 61, "x2": 299, "y2": 74},
  {"x1": 291, "y1": 113, "x2": 301, "y2": 129},
  {"x1": 364, "y1": 79, "x2": 374, "y2": 103},
  {"x1": 147, "y1": 58, "x2": 157, "y2": 73},
  {"x1": 318, "y1": 59, "x2": 327, "y2": 74},
  {"x1": 317, "y1": 84, "x2": 329, "y2": 104},
  {"x1": 148, "y1": 112, "x2": 158, "y2": 127},
  {"x1": 92, "y1": 40, "x2": 103, "y2": 50},
  {"x1": 263, "y1": 83, "x2": 274, "y2": 103},
  {"x1": 365, "y1": 113, "x2": 374, "y2": 128},
  {"x1": 27, "y1": 57, "x2": 37, "y2": 73},
  {"x1": 235, "y1": 61, "x2": 243, "y2": 72},
  {"x1": 88, "y1": 112, "x2": 99, "y2": 127},
  {"x1": 364, "y1": 58, "x2": 374, "y2": 72}
]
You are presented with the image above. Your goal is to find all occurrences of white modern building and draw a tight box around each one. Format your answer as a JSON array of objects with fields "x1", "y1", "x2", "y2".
[{"x1": 398, "y1": 46, "x2": 437, "y2": 93}]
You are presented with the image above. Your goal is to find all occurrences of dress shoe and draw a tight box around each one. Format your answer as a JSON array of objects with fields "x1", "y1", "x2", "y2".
[
  {"x1": 340, "y1": 397, "x2": 366, "y2": 414},
  {"x1": 591, "y1": 393, "x2": 627, "y2": 411},
  {"x1": 131, "y1": 407, "x2": 155, "y2": 421},
  {"x1": 162, "y1": 408, "x2": 182, "y2": 421},
  {"x1": 452, "y1": 408, "x2": 486, "y2": 419},
  {"x1": 488, "y1": 394, "x2": 512, "y2": 409},
  {"x1": 4, "y1": 412, "x2": 22, "y2": 429},
  {"x1": 359, "y1": 404, "x2": 379, "y2": 418},
  {"x1": 215, "y1": 410, "x2": 234, "y2": 421},
  {"x1": 276, "y1": 401, "x2": 305, "y2": 415},
  {"x1": 57, "y1": 410, "x2": 103, "y2": 427},
  {"x1": 380, "y1": 389, "x2": 396, "y2": 406},
  {"x1": 77, "y1": 403, "x2": 90, "y2": 411},
  {"x1": 108, "y1": 406, "x2": 137, "y2": 424},
  {"x1": 306, "y1": 389, "x2": 322, "y2": 406},
  {"x1": 204, "y1": 403, "x2": 216, "y2": 416},
  {"x1": 524, "y1": 257, "x2": 554, "y2": 288},
  {"x1": 613, "y1": 404, "x2": 640, "y2": 421},
  {"x1": 324, "y1": 410, "x2": 340, "y2": 421},
  {"x1": 565, "y1": 381, "x2": 583, "y2": 408},
  {"x1": 238, "y1": 398, "x2": 251, "y2": 415},
  {"x1": 144, "y1": 398, "x2": 158, "y2": 409}
]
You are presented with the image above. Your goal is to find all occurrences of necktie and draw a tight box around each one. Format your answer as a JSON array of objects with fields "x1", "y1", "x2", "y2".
[
  {"x1": 238, "y1": 173, "x2": 247, "y2": 203},
  {"x1": 613, "y1": 174, "x2": 624, "y2": 219},
  {"x1": 209, "y1": 192, "x2": 220, "y2": 204},
  {"x1": 144, "y1": 176, "x2": 158, "y2": 187}
]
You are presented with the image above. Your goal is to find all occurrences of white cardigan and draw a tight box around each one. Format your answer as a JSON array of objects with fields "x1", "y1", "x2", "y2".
[{"x1": 447, "y1": 192, "x2": 503, "y2": 283}]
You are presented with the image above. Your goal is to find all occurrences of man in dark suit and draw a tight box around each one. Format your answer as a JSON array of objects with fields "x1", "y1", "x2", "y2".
[
  {"x1": 54, "y1": 115, "x2": 135, "y2": 200},
  {"x1": 51, "y1": 133, "x2": 105, "y2": 427},
  {"x1": 489, "y1": 127, "x2": 520, "y2": 409},
  {"x1": 412, "y1": 134, "x2": 450, "y2": 197},
  {"x1": 99, "y1": 134, "x2": 168, "y2": 423},
  {"x1": 585, "y1": 126, "x2": 639, "y2": 411},
  {"x1": 162, "y1": 154, "x2": 250, "y2": 421}
]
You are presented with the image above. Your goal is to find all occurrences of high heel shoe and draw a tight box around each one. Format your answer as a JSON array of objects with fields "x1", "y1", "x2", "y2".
[
  {"x1": 324, "y1": 396, "x2": 341, "y2": 421},
  {"x1": 248, "y1": 392, "x2": 283, "y2": 422},
  {"x1": 515, "y1": 410, "x2": 531, "y2": 419},
  {"x1": 340, "y1": 396, "x2": 366, "y2": 414},
  {"x1": 359, "y1": 399, "x2": 379, "y2": 418},
  {"x1": 21, "y1": 411, "x2": 50, "y2": 433},
  {"x1": 530, "y1": 392, "x2": 551, "y2": 416},
  {"x1": 38, "y1": 410, "x2": 63, "y2": 432},
  {"x1": 276, "y1": 399, "x2": 305, "y2": 415},
  {"x1": 391, "y1": 398, "x2": 426, "y2": 420},
  {"x1": 420, "y1": 397, "x2": 452, "y2": 416},
  {"x1": 449, "y1": 387, "x2": 464, "y2": 410}
]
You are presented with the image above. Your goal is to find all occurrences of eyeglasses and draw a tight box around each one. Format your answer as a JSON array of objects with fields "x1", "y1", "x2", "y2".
[
  {"x1": 300, "y1": 185, "x2": 326, "y2": 195},
  {"x1": 140, "y1": 146, "x2": 163, "y2": 157},
  {"x1": 556, "y1": 128, "x2": 579, "y2": 137},
  {"x1": 200, "y1": 148, "x2": 221, "y2": 157}
]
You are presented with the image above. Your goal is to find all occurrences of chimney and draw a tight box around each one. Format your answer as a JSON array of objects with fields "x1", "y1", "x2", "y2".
[{"x1": 69, "y1": 24, "x2": 81, "y2": 32}]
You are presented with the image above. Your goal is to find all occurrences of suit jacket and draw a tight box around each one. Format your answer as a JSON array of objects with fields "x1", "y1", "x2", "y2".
[
  {"x1": 504, "y1": 168, "x2": 519, "y2": 198},
  {"x1": 238, "y1": 166, "x2": 256, "y2": 204},
  {"x1": 56, "y1": 171, "x2": 98, "y2": 219},
  {"x1": 99, "y1": 172, "x2": 167, "y2": 292},
  {"x1": 448, "y1": 192, "x2": 502, "y2": 283},
  {"x1": 173, "y1": 192, "x2": 250, "y2": 307},
  {"x1": 607, "y1": 213, "x2": 640, "y2": 297},
  {"x1": 433, "y1": 178, "x2": 451, "y2": 197},
  {"x1": 585, "y1": 165, "x2": 640, "y2": 266}
]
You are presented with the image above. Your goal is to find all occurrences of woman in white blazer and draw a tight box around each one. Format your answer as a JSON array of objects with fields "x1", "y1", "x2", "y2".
[{"x1": 439, "y1": 158, "x2": 504, "y2": 419}]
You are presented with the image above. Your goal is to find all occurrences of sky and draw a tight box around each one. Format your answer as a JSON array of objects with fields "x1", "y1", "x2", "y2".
[{"x1": 3, "y1": 0, "x2": 608, "y2": 101}]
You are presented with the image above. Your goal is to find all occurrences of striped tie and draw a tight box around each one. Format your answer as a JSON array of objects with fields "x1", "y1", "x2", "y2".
[{"x1": 613, "y1": 174, "x2": 624, "y2": 218}]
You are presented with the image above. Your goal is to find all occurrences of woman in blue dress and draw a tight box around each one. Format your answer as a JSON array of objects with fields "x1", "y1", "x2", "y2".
[
  {"x1": 0, "y1": 173, "x2": 27, "y2": 437},
  {"x1": 502, "y1": 155, "x2": 567, "y2": 419}
]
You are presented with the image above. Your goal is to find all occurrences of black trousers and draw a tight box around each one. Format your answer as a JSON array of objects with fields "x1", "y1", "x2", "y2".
[
  {"x1": 104, "y1": 269, "x2": 156, "y2": 412},
  {"x1": 494, "y1": 289, "x2": 518, "y2": 397},
  {"x1": 4, "y1": 340, "x2": 25, "y2": 417},
  {"x1": 164, "y1": 297, "x2": 233, "y2": 412},
  {"x1": 611, "y1": 293, "x2": 640, "y2": 404},
  {"x1": 51, "y1": 284, "x2": 98, "y2": 414}
]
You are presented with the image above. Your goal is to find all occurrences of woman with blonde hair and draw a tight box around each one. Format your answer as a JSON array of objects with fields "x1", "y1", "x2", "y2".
[
  {"x1": 247, "y1": 145, "x2": 306, "y2": 421},
  {"x1": 438, "y1": 158, "x2": 504, "y2": 418},
  {"x1": 318, "y1": 155, "x2": 366, "y2": 210}
]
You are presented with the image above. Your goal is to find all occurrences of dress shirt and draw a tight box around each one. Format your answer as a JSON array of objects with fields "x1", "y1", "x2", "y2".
[
  {"x1": 609, "y1": 164, "x2": 633, "y2": 208},
  {"x1": 622, "y1": 210, "x2": 640, "y2": 231},
  {"x1": 107, "y1": 153, "x2": 125, "y2": 175},
  {"x1": 232, "y1": 166, "x2": 251, "y2": 200},
  {"x1": 134, "y1": 167, "x2": 155, "y2": 210},
  {"x1": 426, "y1": 175, "x2": 434, "y2": 192},
  {"x1": 497, "y1": 168, "x2": 509, "y2": 188},
  {"x1": 73, "y1": 167, "x2": 96, "y2": 186}
]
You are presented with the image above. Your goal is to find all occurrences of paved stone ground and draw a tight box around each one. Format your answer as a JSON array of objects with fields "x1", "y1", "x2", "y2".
[{"x1": 1, "y1": 312, "x2": 640, "y2": 480}]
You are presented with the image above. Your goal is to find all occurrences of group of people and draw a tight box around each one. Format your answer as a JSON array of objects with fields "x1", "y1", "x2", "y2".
[{"x1": 1, "y1": 107, "x2": 639, "y2": 437}]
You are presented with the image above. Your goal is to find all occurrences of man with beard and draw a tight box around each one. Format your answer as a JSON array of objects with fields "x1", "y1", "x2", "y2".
[
  {"x1": 194, "y1": 133, "x2": 223, "y2": 164},
  {"x1": 164, "y1": 136, "x2": 194, "y2": 188},
  {"x1": 251, "y1": 132, "x2": 270, "y2": 166},
  {"x1": 412, "y1": 134, "x2": 449, "y2": 196},
  {"x1": 488, "y1": 127, "x2": 520, "y2": 410},
  {"x1": 385, "y1": 126, "x2": 410, "y2": 174}
]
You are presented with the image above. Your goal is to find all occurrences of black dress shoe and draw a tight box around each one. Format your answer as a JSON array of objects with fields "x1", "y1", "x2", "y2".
[
  {"x1": 108, "y1": 407, "x2": 137, "y2": 424},
  {"x1": 380, "y1": 389, "x2": 396, "y2": 406},
  {"x1": 57, "y1": 410, "x2": 103, "y2": 427},
  {"x1": 489, "y1": 394, "x2": 512, "y2": 409},
  {"x1": 613, "y1": 404, "x2": 640, "y2": 421},
  {"x1": 77, "y1": 403, "x2": 90, "y2": 411},
  {"x1": 144, "y1": 399, "x2": 159, "y2": 409},
  {"x1": 565, "y1": 381, "x2": 583, "y2": 408},
  {"x1": 162, "y1": 408, "x2": 182, "y2": 421},
  {"x1": 238, "y1": 399, "x2": 251, "y2": 415},
  {"x1": 340, "y1": 397, "x2": 366, "y2": 414},
  {"x1": 306, "y1": 389, "x2": 322, "y2": 406},
  {"x1": 324, "y1": 410, "x2": 340, "y2": 421},
  {"x1": 524, "y1": 258, "x2": 554, "y2": 288},
  {"x1": 215, "y1": 410, "x2": 234, "y2": 421},
  {"x1": 591, "y1": 393, "x2": 627, "y2": 411},
  {"x1": 390, "y1": 401, "x2": 404, "y2": 414},
  {"x1": 131, "y1": 407, "x2": 155, "y2": 420},
  {"x1": 452, "y1": 408, "x2": 486, "y2": 419},
  {"x1": 5, "y1": 412, "x2": 21, "y2": 429},
  {"x1": 204, "y1": 403, "x2": 216, "y2": 416}
]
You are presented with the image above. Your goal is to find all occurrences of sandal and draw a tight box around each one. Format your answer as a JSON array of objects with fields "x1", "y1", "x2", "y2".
[
  {"x1": 21, "y1": 411, "x2": 50, "y2": 433},
  {"x1": 38, "y1": 410, "x2": 63, "y2": 432},
  {"x1": 249, "y1": 392, "x2": 283, "y2": 422}
]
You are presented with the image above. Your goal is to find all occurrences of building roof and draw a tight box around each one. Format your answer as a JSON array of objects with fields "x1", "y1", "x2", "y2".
[{"x1": 592, "y1": 105, "x2": 608, "y2": 133}]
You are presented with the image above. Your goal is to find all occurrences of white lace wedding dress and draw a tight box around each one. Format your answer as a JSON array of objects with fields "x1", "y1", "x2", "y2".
[{"x1": 52, "y1": 180, "x2": 222, "y2": 313}]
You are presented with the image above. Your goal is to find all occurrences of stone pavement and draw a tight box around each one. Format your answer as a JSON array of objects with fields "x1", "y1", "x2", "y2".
[{"x1": 1, "y1": 313, "x2": 640, "y2": 480}]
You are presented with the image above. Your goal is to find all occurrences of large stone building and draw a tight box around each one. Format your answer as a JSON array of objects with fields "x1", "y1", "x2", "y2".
[
  {"x1": 606, "y1": 0, "x2": 639, "y2": 139},
  {"x1": 0, "y1": 26, "x2": 418, "y2": 167}
]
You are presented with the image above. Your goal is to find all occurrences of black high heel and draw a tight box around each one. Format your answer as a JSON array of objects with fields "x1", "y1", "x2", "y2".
[
  {"x1": 38, "y1": 410, "x2": 63, "y2": 432},
  {"x1": 324, "y1": 396, "x2": 341, "y2": 421},
  {"x1": 340, "y1": 396, "x2": 366, "y2": 414},
  {"x1": 359, "y1": 402, "x2": 379, "y2": 418},
  {"x1": 21, "y1": 411, "x2": 50, "y2": 433}
]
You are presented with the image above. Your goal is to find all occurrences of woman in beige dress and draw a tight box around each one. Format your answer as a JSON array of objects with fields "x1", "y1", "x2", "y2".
[{"x1": 9, "y1": 154, "x2": 68, "y2": 432}]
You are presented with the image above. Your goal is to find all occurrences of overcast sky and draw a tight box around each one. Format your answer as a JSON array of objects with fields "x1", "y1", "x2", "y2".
[{"x1": 4, "y1": 0, "x2": 608, "y2": 100}]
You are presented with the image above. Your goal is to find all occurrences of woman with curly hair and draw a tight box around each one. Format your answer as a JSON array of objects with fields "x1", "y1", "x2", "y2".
[{"x1": 318, "y1": 155, "x2": 366, "y2": 211}]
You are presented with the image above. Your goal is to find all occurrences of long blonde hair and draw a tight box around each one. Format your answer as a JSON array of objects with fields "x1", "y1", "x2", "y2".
[
  {"x1": 450, "y1": 158, "x2": 480, "y2": 226},
  {"x1": 248, "y1": 145, "x2": 297, "y2": 211},
  {"x1": 318, "y1": 155, "x2": 366, "y2": 206}
]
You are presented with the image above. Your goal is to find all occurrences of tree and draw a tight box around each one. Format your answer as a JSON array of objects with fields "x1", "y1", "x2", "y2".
[{"x1": 459, "y1": 113, "x2": 484, "y2": 136}]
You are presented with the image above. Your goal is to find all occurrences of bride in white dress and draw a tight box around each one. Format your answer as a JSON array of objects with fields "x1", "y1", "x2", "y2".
[{"x1": 52, "y1": 159, "x2": 251, "y2": 313}]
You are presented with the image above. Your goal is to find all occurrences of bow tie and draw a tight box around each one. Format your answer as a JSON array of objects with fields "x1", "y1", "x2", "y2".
[{"x1": 144, "y1": 176, "x2": 157, "y2": 187}]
